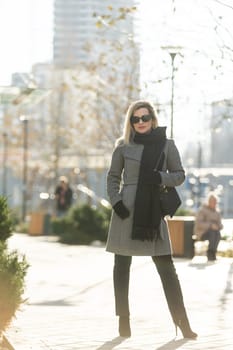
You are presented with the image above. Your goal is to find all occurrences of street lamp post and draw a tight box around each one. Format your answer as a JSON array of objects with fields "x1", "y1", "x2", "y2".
[
  {"x1": 162, "y1": 46, "x2": 181, "y2": 138},
  {"x1": 2, "y1": 132, "x2": 8, "y2": 196},
  {"x1": 1, "y1": 80, "x2": 51, "y2": 219},
  {"x1": 20, "y1": 115, "x2": 29, "y2": 221},
  {"x1": 169, "y1": 51, "x2": 176, "y2": 139}
]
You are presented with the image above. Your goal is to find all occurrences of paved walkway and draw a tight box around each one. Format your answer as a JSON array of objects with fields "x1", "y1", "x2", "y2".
[{"x1": 4, "y1": 233, "x2": 233, "y2": 350}]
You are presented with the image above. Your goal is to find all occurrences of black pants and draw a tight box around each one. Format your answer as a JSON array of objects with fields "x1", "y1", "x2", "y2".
[
  {"x1": 113, "y1": 254, "x2": 187, "y2": 324},
  {"x1": 201, "y1": 230, "x2": 221, "y2": 260}
]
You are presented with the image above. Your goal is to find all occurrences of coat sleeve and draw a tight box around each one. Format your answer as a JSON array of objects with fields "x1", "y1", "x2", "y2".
[
  {"x1": 159, "y1": 139, "x2": 185, "y2": 187},
  {"x1": 107, "y1": 145, "x2": 124, "y2": 207}
]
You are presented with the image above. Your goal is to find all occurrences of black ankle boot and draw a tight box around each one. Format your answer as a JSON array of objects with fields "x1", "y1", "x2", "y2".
[
  {"x1": 119, "y1": 316, "x2": 131, "y2": 337},
  {"x1": 175, "y1": 317, "x2": 197, "y2": 339}
]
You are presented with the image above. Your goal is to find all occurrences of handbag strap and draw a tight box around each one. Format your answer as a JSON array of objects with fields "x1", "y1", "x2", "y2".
[{"x1": 154, "y1": 140, "x2": 167, "y2": 170}]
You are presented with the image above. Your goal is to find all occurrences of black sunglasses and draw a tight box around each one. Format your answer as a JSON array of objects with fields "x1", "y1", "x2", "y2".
[{"x1": 130, "y1": 114, "x2": 152, "y2": 124}]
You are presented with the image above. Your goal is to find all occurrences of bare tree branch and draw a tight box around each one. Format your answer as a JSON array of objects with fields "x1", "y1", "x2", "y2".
[{"x1": 209, "y1": 0, "x2": 233, "y2": 10}]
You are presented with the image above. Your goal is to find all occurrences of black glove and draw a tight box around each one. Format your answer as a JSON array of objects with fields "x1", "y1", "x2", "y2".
[
  {"x1": 113, "y1": 200, "x2": 130, "y2": 219},
  {"x1": 143, "y1": 171, "x2": 162, "y2": 185}
]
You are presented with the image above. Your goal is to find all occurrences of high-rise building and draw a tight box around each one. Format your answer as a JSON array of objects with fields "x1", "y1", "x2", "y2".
[
  {"x1": 210, "y1": 99, "x2": 233, "y2": 166},
  {"x1": 53, "y1": 0, "x2": 137, "y2": 67}
]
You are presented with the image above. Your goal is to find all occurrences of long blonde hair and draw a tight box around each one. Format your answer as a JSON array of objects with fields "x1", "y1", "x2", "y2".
[{"x1": 121, "y1": 100, "x2": 159, "y2": 144}]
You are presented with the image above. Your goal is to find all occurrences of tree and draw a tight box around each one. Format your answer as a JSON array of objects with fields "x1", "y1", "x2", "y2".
[{"x1": 1, "y1": 4, "x2": 141, "y2": 213}]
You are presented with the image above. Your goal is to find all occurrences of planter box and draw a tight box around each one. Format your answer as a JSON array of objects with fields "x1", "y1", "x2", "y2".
[
  {"x1": 28, "y1": 212, "x2": 51, "y2": 236},
  {"x1": 167, "y1": 216, "x2": 195, "y2": 258}
]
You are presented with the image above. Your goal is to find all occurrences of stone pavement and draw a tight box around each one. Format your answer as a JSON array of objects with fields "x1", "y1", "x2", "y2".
[{"x1": 4, "y1": 233, "x2": 233, "y2": 350}]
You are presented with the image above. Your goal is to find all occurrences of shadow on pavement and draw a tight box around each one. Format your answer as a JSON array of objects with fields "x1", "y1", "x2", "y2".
[
  {"x1": 30, "y1": 299, "x2": 75, "y2": 306},
  {"x1": 220, "y1": 261, "x2": 233, "y2": 307},
  {"x1": 155, "y1": 338, "x2": 189, "y2": 349},
  {"x1": 95, "y1": 336, "x2": 126, "y2": 349},
  {"x1": 188, "y1": 262, "x2": 210, "y2": 270},
  {"x1": 188, "y1": 256, "x2": 216, "y2": 270},
  {"x1": 95, "y1": 337, "x2": 190, "y2": 350}
]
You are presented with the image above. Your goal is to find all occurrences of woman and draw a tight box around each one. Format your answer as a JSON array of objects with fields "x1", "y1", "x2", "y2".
[
  {"x1": 106, "y1": 100, "x2": 197, "y2": 339},
  {"x1": 194, "y1": 192, "x2": 223, "y2": 261}
]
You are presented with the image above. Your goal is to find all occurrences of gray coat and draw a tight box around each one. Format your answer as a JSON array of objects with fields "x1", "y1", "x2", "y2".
[{"x1": 106, "y1": 138, "x2": 185, "y2": 256}]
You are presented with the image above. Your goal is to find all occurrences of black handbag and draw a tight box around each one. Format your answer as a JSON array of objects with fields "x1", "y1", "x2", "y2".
[
  {"x1": 155, "y1": 141, "x2": 182, "y2": 217},
  {"x1": 159, "y1": 186, "x2": 181, "y2": 217}
]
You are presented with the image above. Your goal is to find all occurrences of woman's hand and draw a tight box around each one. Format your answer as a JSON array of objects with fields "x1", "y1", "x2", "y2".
[{"x1": 113, "y1": 200, "x2": 130, "y2": 219}]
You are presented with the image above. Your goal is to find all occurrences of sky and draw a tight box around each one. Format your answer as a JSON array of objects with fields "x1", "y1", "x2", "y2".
[
  {"x1": 136, "y1": 0, "x2": 233, "y2": 146},
  {"x1": 0, "y1": 0, "x2": 232, "y2": 87},
  {"x1": 137, "y1": 0, "x2": 233, "y2": 102},
  {"x1": 0, "y1": 0, "x2": 53, "y2": 85},
  {"x1": 0, "y1": 0, "x2": 233, "y2": 149}
]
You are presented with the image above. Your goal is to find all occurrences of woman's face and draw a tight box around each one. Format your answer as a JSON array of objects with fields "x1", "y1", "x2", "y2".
[{"x1": 131, "y1": 107, "x2": 153, "y2": 134}]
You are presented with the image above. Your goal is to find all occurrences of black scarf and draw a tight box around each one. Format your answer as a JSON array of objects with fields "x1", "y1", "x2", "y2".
[{"x1": 131, "y1": 127, "x2": 166, "y2": 241}]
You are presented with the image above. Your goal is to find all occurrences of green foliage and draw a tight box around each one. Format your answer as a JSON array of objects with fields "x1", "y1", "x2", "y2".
[
  {"x1": 51, "y1": 217, "x2": 72, "y2": 238},
  {"x1": 175, "y1": 207, "x2": 195, "y2": 216},
  {"x1": 0, "y1": 197, "x2": 29, "y2": 331},
  {"x1": 51, "y1": 204, "x2": 111, "y2": 245},
  {"x1": 0, "y1": 243, "x2": 29, "y2": 331},
  {"x1": 15, "y1": 221, "x2": 29, "y2": 234},
  {"x1": 218, "y1": 248, "x2": 233, "y2": 258},
  {"x1": 9, "y1": 207, "x2": 21, "y2": 226},
  {"x1": 0, "y1": 196, "x2": 13, "y2": 242}
]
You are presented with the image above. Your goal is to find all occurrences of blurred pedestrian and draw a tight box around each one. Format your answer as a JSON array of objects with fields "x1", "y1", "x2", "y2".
[
  {"x1": 194, "y1": 192, "x2": 223, "y2": 261},
  {"x1": 106, "y1": 100, "x2": 197, "y2": 339},
  {"x1": 54, "y1": 176, "x2": 73, "y2": 217}
]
